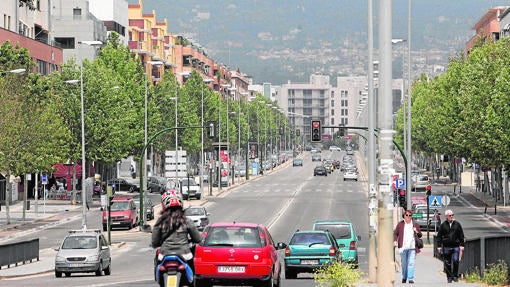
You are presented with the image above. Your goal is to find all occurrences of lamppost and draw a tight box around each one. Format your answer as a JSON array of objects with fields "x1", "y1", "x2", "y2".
[
  {"x1": 65, "y1": 40, "x2": 102, "y2": 230},
  {"x1": 201, "y1": 78, "x2": 213, "y2": 195},
  {"x1": 266, "y1": 103, "x2": 274, "y2": 169}
]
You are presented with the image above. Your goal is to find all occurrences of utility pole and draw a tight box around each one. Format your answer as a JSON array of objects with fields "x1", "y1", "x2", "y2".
[{"x1": 377, "y1": 0, "x2": 395, "y2": 286}]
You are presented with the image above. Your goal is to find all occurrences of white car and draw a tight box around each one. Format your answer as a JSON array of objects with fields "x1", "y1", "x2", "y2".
[
  {"x1": 329, "y1": 146, "x2": 341, "y2": 152},
  {"x1": 412, "y1": 175, "x2": 430, "y2": 191},
  {"x1": 184, "y1": 206, "x2": 210, "y2": 231},
  {"x1": 343, "y1": 170, "x2": 359, "y2": 181}
]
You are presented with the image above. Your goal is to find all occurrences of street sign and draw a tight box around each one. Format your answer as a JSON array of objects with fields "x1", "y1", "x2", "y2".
[
  {"x1": 396, "y1": 178, "x2": 405, "y2": 189},
  {"x1": 42, "y1": 175, "x2": 48, "y2": 185},
  {"x1": 429, "y1": 195, "x2": 442, "y2": 209},
  {"x1": 442, "y1": 195, "x2": 451, "y2": 206}
]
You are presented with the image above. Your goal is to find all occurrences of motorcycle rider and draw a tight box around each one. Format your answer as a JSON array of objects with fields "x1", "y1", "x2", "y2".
[{"x1": 151, "y1": 190, "x2": 202, "y2": 272}]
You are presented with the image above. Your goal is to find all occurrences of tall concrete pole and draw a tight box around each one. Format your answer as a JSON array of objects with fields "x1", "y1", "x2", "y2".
[
  {"x1": 367, "y1": 0, "x2": 377, "y2": 282},
  {"x1": 406, "y1": 0, "x2": 413, "y2": 210},
  {"x1": 377, "y1": 0, "x2": 395, "y2": 285}
]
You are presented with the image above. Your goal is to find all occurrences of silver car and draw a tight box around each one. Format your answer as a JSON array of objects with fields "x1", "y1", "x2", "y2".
[
  {"x1": 412, "y1": 205, "x2": 441, "y2": 230},
  {"x1": 55, "y1": 230, "x2": 111, "y2": 277},
  {"x1": 184, "y1": 206, "x2": 210, "y2": 231}
]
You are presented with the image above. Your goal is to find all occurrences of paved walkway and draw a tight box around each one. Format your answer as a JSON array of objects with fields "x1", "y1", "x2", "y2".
[{"x1": 0, "y1": 154, "x2": 508, "y2": 286}]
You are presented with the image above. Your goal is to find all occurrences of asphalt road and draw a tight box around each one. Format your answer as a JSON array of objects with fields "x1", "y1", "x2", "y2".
[{"x1": 0, "y1": 150, "x2": 504, "y2": 287}]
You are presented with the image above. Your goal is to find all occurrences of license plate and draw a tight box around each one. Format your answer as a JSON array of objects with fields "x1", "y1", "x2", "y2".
[
  {"x1": 301, "y1": 260, "x2": 319, "y2": 265},
  {"x1": 67, "y1": 263, "x2": 82, "y2": 267},
  {"x1": 166, "y1": 275, "x2": 178, "y2": 287},
  {"x1": 218, "y1": 266, "x2": 245, "y2": 273}
]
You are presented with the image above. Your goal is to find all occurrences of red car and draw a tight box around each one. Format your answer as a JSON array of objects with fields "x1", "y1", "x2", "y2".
[{"x1": 194, "y1": 222, "x2": 286, "y2": 287}]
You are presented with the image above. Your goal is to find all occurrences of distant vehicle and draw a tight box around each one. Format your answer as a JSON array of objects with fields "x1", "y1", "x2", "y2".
[
  {"x1": 54, "y1": 229, "x2": 111, "y2": 277},
  {"x1": 283, "y1": 230, "x2": 341, "y2": 279},
  {"x1": 107, "y1": 178, "x2": 139, "y2": 193},
  {"x1": 313, "y1": 220, "x2": 361, "y2": 266},
  {"x1": 412, "y1": 174, "x2": 430, "y2": 191},
  {"x1": 314, "y1": 165, "x2": 328, "y2": 176},
  {"x1": 293, "y1": 158, "x2": 303, "y2": 166},
  {"x1": 312, "y1": 153, "x2": 322, "y2": 162},
  {"x1": 235, "y1": 166, "x2": 247, "y2": 177},
  {"x1": 147, "y1": 176, "x2": 166, "y2": 194},
  {"x1": 346, "y1": 149, "x2": 354, "y2": 155},
  {"x1": 180, "y1": 178, "x2": 201, "y2": 200},
  {"x1": 413, "y1": 204, "x2": 441, "y2": 230},
  {"x1": 102, "y1": 196, "x2": 138, "y2": 231},
  {"x1": 329, "y1": 146, "x2": 341, "y2": 152},
  {"x1": 133, "y1": 197, "x2": 154, "y2": 221},
  {"x1": 343, "y1": 170, "x2": 358, "y2": 181},
  {"x1": 194, "y1": 222, "x2": 286, "y2": 287},
  {"x1": 184, "y1": 206, "x2": 210, "y2": 231}
]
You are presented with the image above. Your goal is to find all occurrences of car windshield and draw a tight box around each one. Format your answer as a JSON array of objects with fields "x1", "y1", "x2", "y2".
[
  {"x1": 181, "y1": 179, "x2": 197, "y2": 186},
  {"x1": 314, "y1": 224, "x2": 352, "y2": 239},
  {"x1": 290, "y1": 233, "x2": 329, "y2": 245},
  {"x1": 185, "y1": 208, "x2": 205, "y2": 216},
  {"x1": 203, "y1": 226, "x2": 263, "y2": 248},
  {"x1": 62, "y1": 236, "x2": 97, "y2": 249},
  {"x1": 111, "y1": 201, "x2": 130, "y2": 211}
]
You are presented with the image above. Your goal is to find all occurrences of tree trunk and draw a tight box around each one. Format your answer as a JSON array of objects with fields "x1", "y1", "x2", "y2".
[{"x1": 5, "y1": 171, "x2": 11, "y2": 224}]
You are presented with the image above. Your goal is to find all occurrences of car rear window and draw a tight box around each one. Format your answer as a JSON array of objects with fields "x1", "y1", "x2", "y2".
[
  {"x1": 290, "y1": 233, "x2": 330, "y2": 245},
  {"x1": 314, "y1": 224, "x2": 352, "y2": 239},
  {"x1": 203, "y1": 226, "x2": 264, "y2": 248},
  {"x1": 185, "y1": 208, "x2": 205, "y2": 216}
]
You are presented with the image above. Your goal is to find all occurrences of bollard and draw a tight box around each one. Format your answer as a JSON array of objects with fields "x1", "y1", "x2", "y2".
[{"x1": 26, "y1": 200, "x2": 30, "y2": 210}]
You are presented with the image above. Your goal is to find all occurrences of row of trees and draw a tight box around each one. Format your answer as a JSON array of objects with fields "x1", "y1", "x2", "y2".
[
  {"x1": 394, "y1": 36, "x2": 510, "y2": 197},
  {"x1": 0, "y1": 34, "x2": 293, "y2": 223}
]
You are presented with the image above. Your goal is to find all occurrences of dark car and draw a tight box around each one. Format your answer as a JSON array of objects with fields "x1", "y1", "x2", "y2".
[
  {"x1": 147, "y1": 176, "x2": 166, "y2": 194},
  {"x1": 314, "y1": 165, "x2": 328, "y2": 176},
  {"x1": 133, "y1": 197, "x2": 155, "y2": 221},
  {"x1": 107, "y1": 178, "x2": 139, "y2": 193}
]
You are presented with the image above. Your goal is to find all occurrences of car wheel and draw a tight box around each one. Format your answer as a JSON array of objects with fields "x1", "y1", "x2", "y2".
[
  {"x1": 260, "y1": 271, "x2": 274, "y2": 287},
  {"x1": 103, "y1": 224, "x2": 107, "y2": 231},
  {"x1": 65, "y1": 272, "x2": 71, "y2": 277},
  {"x1": 128, "y1": 221, "x2": 133, "y2": 230},
  {"x1": 55, "y1": 270, "x2": 62, "y2": 278},
  {"x1": 104, "y1": 262, "x2": 111, "y2": 275},
  {"x1": 196, "y1": 195, "x2": 201, "y2": 200},
  {"x1": 194, "y1": 278, "x2": 211, "y2": 287},
  {"x1": 285, "y1": 268, "x2": 297, "y2": 279},
  {"x1": 95, "y1": 261, "x2": 103, "y2": 276}
]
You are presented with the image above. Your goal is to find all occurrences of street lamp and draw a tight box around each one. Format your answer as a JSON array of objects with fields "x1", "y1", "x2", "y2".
[
  {"x1": 201, "y1": 78, "x2": 213, "y2": 195},
  {"x1": 65, "y1": 39, "x2": 103, "y2": 230}
]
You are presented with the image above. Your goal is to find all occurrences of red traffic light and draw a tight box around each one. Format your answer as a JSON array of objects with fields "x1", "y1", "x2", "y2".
[{"x1": 312, "y1": 121, "x2": 319, "y2": 128}]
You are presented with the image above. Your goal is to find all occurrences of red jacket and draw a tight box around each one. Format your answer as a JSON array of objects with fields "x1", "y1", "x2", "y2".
[{"x1": 393, "y1": 220, "x2": 423, "y2": 252}]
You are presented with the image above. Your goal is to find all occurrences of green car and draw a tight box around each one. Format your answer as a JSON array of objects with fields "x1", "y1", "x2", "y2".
[
  {"x1": 312, "y1": 220, "x2": 361, "y2": 266},
  {"x1": 283, "y1": 230, "x2": 341, "y2": 279}
]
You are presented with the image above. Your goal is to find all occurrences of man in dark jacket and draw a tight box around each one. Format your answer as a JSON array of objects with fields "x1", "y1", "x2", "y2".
[{"x1": 436, "y1": 209, "x2": 465, "y2": 283}]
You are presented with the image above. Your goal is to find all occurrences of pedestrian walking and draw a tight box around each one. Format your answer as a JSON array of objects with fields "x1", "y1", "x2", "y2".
[
  {"x1": 436, "y1": 209, "x2": 465, "y2": 283},
  {"x1": 394, "y1": 209, "x2": 423, "y2": 284}
]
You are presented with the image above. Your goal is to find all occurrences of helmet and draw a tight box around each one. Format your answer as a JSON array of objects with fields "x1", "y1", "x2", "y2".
[{"x1": 162, "y1": 190, "x2": 182, "y2": 209}]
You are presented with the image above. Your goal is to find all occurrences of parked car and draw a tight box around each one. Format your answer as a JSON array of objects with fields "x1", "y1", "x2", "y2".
[
  {"x1": 102, "y1": 196, "x2": 138, "y2": 231},
  {"x1": 412, "y1": 204, "x2": 441, "y2": 230},
  {"x1": 54, "y1": 229, "x2": 111, "y2": 277},
  {"x1": 107, "y1": 178, "x2": 139, "y2": 193},
  {"x1": 293, "y1": 158, "x2": 303, "y2": 166},
  {"x1": 194, "y1": 222, "x2": 286, "y2": 287},
  {"x1": 234, "y1": 166, "x2": 247, "y2": 177},
  {"x1": 180, "y1": 178, "x2": 201, "y2": 200},
  {"x1": 147, "y1": 176, "x2": 166, "y2": 194},
  {"x1": 184, "y1": 206, "x2": 210, "y2": 231},
  {"x1": 133, "y1": 197, "x2": 154, "y2": 221},
  {"x1": 312, "y1": 220, "x2": 361, "y2": 266},
  {"x1": 283, "y1": 230, "x2": 341, "y2": 279},
  {"x1": 314, "y1": 165, "x2": 328, "y2": 176}
]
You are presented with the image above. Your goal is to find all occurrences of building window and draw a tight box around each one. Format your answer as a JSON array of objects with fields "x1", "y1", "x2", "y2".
[
  {"x1": 341, "y1": 90, "x2": 348, "y2": 98},
  {"x1": 331, "y1": 109, "x2": 335, "y2": 116},
  {"x1": 331, "y1": 118, "x2": 335, "y2": 125},
  {"x1": 73, "y1": 8, "x2": 82, "y2": 20},
  {"x1": 341, "y1": 108, "x2": 348, "y2": 116},
  {"x1": 341, "y1": 99, "x2": 348, "y2": 107},
  {"x1": 37, "y1": 60, "x2": 48, "y2": 75},
  {"x1": 303, "y1": 99, "x2": 312, "y2": 106},
  {"x1": 331, "y1": 99, "x2": 334, "y2": 107},
  {"x1": 54, "y1": 37, "x2": 75, "y2": 49},
  {"x1": 289, "y1": 89, "x2": 295, "y2": 98},
  {"x1": 303, "y1": 89, "x2": 312, "y2": 99}
]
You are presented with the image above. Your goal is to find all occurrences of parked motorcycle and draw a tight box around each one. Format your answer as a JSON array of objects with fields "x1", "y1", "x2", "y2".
[{"x1": 155, "y1": 248, "x2": 194, "y2": 287}]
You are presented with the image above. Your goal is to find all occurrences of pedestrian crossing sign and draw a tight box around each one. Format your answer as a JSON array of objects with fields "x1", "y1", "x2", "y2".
[{"x1": 429, "y1": 195, "x2": 442, "y2": 209}]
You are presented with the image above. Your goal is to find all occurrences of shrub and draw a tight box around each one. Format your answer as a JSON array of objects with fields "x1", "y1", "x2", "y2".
[
  {"x1": 483, "y1": 260, "x2": 508, "y2": 286},
  {"x1": 314, "y1": 261, "x2": 364, "y2": 287},
  {"x1": 464, "y1": 266, "x2": 481, "y2": 283}
]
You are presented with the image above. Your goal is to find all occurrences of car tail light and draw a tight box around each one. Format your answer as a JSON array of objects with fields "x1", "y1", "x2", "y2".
[
  {"x1": 285, "y1": 247, "x2": 291, "y2": 257},
  {"x1": 329, "y1": 246, "x2": 336, "y2": 257},
  {"x1": 349, "y1": 241, "x2": 356, "y2": 250}
]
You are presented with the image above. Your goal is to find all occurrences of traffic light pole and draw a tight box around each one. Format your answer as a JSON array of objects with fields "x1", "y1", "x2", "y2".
[{"x1": 138, "y1": 124, "x2": 215, "y2": 230}]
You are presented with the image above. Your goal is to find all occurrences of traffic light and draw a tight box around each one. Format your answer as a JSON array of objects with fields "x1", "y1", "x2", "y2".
[
  {"x1": 339, "y1": 124, "x2": 345, "y2": 137},
  {"x1": 279, "y1": 126, "x2": 284, "y2": 135},
  {"x1": 398, "y1": 190, "x2": 406, "y2": 208},
  {"x1": 311, "y1": 120, "x2": 321, "y2": 142},
  {"x1": 296, "y1": 129, "x2": 300, "y2": 136},
  {"x1": 426, "y1": 184, "x2": 431, "y2": 196}
]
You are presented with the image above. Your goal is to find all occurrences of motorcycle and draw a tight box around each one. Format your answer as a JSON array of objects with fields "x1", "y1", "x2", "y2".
[{"x1": 155, "y1": 248, "x2": 194, "y2": 287}]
